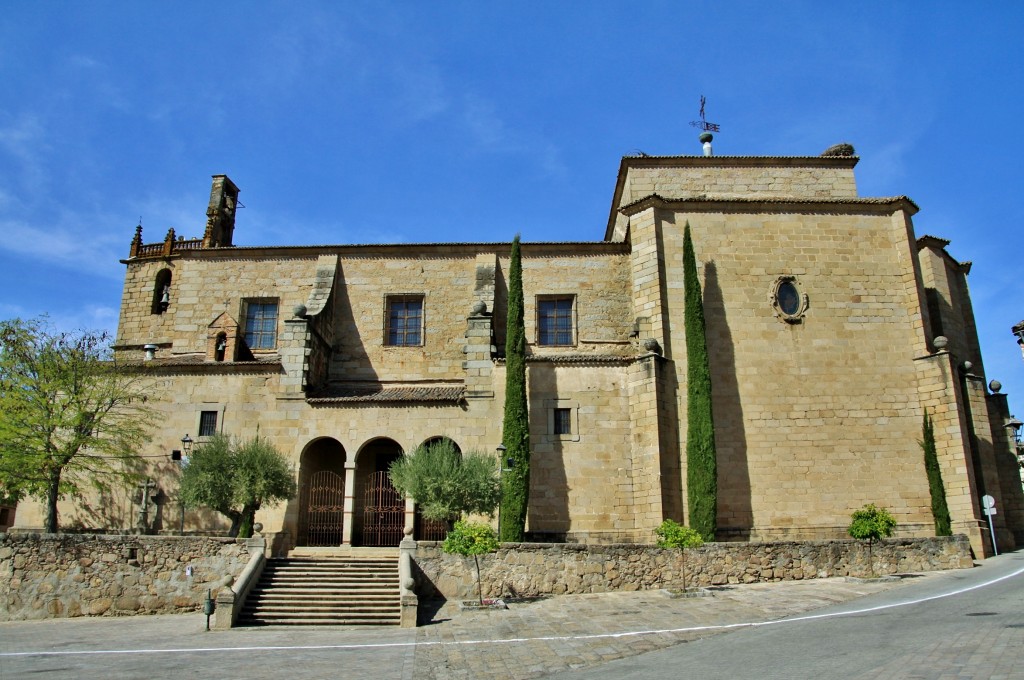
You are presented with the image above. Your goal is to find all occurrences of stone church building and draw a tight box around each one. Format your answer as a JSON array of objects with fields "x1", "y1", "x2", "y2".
[{"x1": 14, "y1": 143, "x2": 1024, "y2": 558}]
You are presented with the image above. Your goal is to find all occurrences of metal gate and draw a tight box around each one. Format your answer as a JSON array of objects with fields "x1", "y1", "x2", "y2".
[
  {"x1": 304, "y1": 470, "x2": 345, "y2": 547},
  {"x1": 362, "y1": 471, "x2": 405, "y2": 546}
]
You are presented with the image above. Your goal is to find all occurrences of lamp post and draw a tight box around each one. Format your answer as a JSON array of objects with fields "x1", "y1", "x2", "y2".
[
  {"x1": 496, "y1": 443, "x2": 514, "y2": 540},
  {"x1": 178, "y1": 434, "x2": 194, "y2": 534}
]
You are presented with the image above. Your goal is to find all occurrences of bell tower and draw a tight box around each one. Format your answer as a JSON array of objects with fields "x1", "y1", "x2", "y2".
[{"x1": 203, "y1": 174, "x2": 240, "y2": 247}]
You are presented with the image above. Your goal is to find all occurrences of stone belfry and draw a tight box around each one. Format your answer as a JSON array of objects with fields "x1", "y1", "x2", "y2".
[{"x1": 202, "y1": 174, "x2": 240, "y2": 247}]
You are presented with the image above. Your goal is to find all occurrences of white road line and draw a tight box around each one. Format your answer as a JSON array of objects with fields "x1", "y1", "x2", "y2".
[{"x1": 3, "y1": 564, "x2": 1022, "y2": 659}]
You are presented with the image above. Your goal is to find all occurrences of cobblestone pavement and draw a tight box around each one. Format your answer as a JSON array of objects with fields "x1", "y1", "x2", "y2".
[{"x1": 0, "y1": 575, "x2": 928, "y2": 679}]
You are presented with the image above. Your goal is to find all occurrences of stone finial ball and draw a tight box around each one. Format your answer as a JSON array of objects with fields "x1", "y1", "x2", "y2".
[
  {"x1": 932, "y1": 335, "x2": 948, "y2": 350},
  {"x1": 699, "y1": 132, "x2": 714, "y2": 144},
  {"x1": 989, "y1": 380, "x2": 1002, "y2": 393},
  {"x1": 643, "y1": 338, "x2": 662, "y2": 354},
  {"x1": 471, "y1": 300, "x2": 487, "y2": 315},
  {"x1": 292, "y1": 304, "x2": 307, "y2": 318},
  {"x1": 253, "y1": 522, "x2": 263, "y2": 534}
]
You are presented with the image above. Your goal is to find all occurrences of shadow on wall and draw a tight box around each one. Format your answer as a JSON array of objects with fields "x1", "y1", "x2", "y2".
[
  {"x1": 526, "y1": 363, "x2": 570, "y2": 539},
  {"x1": 703, "y1": 261, "x2": 753, "y2": 539}
]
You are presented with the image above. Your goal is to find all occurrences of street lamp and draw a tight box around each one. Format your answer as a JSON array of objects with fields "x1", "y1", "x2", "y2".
[
  {"x1": 177, "y1": 434, "x2": 194, "y2": 534},
  {"x1": 496, "y1": 443, "x2": 514, "y2": 540}
]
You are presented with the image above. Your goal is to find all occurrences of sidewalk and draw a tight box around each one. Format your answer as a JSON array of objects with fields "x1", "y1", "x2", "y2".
[{"x1": 0, "y1": 573, "x2": 935, "y2": 680}]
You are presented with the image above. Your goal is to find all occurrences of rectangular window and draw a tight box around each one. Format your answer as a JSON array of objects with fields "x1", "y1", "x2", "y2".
[
  {"x1": 553, "y1": 408, "x2": 572, "y2": 435},
  {"x1": 244, "y1": 300, "x2": 278, "y2": 349},
  {"x1": 199, "y1": 411, "x2": 218, "y2": 437},
  {"x1": 537, "y1": 296, "x2": 575, "y2": 346},
  {"x1": 386, "y1": 295, "x2": 424, "y2": 346}
]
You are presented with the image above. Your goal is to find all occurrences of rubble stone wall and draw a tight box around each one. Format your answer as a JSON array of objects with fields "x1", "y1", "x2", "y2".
[
  {"x1": 0, "y1": 533, "x2": 250, "y2": 621},
  {"x1": 413, "y1": 535, "x2": 974, "y2": 600}
]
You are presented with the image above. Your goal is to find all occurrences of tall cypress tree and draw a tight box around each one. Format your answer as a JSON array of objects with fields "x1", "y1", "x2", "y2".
[
  {"x1": 500, "y1": 234, "x2": 530, "y2": 541},
  {"x1": 921, "y1": 410, "x2": 952, "y2": 536},
  {"x1": 683, "y1": 222, "x2": 717, "y2": 541}
]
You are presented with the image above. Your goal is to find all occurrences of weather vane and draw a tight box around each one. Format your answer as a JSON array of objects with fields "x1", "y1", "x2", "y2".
[{"x1": 689, "y1": 95, "x2": 720, "y2": 132}]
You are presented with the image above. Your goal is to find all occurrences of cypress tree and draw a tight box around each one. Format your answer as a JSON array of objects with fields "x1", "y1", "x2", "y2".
[
  {"x1": 500, "y1": 234, "x2": 530, "y2": 541},
  {"x1": 683, "y1": 223, "x2": 717, "y2": 541},
  {"x1": 921, "y1": 410, "x2": 952, "y2": 536}
]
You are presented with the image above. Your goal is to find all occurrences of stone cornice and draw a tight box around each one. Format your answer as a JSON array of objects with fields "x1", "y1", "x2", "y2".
[{"x1": 617, "y1": 193, "x2": 920, "y2": 217}]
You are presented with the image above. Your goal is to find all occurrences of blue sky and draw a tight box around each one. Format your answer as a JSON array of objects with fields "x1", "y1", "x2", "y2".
[{"x1": 1, "y1": 2, "x2": 1022, "y2": 418}]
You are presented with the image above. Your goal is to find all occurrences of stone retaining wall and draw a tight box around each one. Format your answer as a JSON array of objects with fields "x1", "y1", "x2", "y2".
[
  {"x1": 413, "y1": 536, "x2": 974, "y2": 600},
  {"x1": 0, "y1": 533, "x2": 252, "y2": 621}
]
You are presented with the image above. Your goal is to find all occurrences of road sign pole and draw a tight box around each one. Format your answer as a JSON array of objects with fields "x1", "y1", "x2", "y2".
[{"x1": 982, "y1": 494, "x2": 999, "y2": 556}]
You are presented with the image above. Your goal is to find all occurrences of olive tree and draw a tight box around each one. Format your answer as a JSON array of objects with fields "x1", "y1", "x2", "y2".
[{"x1": 179, "y1": 433, "x2": 296, "y2": 537}]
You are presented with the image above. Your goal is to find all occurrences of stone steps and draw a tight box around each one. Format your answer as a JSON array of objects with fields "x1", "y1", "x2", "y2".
[{"x1": 238, "y1": 557, "x2": 401, "y2": 627}]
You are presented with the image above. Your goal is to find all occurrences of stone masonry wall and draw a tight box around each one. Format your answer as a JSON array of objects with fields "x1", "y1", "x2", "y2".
[
  {"x1": 0, "y1": 533, "x2": 251, "y2": 621},
  {"x1": 413, "y1": 536, "x2": 973, "y2": 600}
]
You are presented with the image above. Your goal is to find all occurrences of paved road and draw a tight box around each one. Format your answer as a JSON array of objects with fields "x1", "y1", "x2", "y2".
[
  {"x1": 1, "y1": 552, "x2": 1021, "y2": 679},
  {"x1": 557, "y1": 550, "x2": 1024, "y2": 679}
]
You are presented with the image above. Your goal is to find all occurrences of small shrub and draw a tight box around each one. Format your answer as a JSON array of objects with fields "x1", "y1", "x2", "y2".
[
  {"x1": 848, "y1": 504, "x2": 897, "y2": 576},
  {"x1": 655, "y1": 519, "x2": 704, "y2": 592},
  {"x1": 443, "y1": 520, "x2": 500, "y2": 604}
]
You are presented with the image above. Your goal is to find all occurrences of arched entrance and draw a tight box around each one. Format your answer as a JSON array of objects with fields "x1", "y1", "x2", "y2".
[
  {"x1": 413, "y1": 436, "x2": 462, "y2": 541},
  {"x1": 355, "y1": 438, "x2": 405, "y2": 547},
  {"x1": 297, "y1": 437, "x2": 346, "y2": 547}
]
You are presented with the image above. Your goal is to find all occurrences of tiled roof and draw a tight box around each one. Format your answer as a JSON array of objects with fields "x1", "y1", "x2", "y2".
[{"x1": 307, "y1": 385, "x2": 466, "y2": 404}]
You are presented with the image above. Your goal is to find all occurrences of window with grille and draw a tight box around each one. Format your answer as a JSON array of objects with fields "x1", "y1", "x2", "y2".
[
  {"x1": 199, "y1": 411, "x2": 218, "y2": 437},
  {"x1": 537, "y1": 296, "x2": 575, "y2": 346},
  {"x1": 385, "y1": 295, "x2": 424, "y2": 346},
  {"x1": 553, "y1": 408, "x2": 572, "y2": 435},
  {"x1": 243, "y1": 300, "x2": 278, "y2": 349}
]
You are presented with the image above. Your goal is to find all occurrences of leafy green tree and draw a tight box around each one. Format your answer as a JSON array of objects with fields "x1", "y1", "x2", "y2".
[
  {"x1": 920, "y1": 410, "x2": 952, "y2": 536},
  {"x1": 388, "y1": 439, "x2": 500, "y2": 523},
  {"x1": 0, "y1": 318, "x2": 154, "y2": 533},
  {"x1": 683, "y1": 223, "x2": 717, "y2": 541},
  {"x1": 500, "y1": 234, "x2": 531, "y2": 542},
  {"x1": 655, "y1": 519, "x2": 704, "y2": 592},
  {"x1": 180, "y1": 433, "x2": 296, "y2": 538},
  {"x1": 443, "y1": 520, "x2": 500, "y2": 605},
  {"x1": 848, "y1": 503, "x2": 897, "y2": 577}
]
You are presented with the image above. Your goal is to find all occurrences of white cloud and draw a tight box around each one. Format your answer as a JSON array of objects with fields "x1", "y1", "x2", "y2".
[{"x1": 0, "y1": 218, "x2": 124, "y2": 280}]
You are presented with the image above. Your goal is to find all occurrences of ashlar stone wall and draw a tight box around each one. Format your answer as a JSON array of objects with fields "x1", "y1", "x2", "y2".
[{"x1": 0, "y1": 533, "x2": 252, "y2": 621}]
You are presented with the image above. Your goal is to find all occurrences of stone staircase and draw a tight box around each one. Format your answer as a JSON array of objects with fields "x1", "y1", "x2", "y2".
[{"x1": 238, "y1": 549, "x2": 401, "y2": 626}]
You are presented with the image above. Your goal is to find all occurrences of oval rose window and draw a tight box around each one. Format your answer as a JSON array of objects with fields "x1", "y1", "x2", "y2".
[{"x1": 777, "y1": 281, "x2": 800, "y2": 316}]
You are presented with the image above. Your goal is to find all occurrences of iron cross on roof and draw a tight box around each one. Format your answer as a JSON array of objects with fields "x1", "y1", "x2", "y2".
[{"x1": 689, "y1": 95, "x2": 720, "y2": 132}]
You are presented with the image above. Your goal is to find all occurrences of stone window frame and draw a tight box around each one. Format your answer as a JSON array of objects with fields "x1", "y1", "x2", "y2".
[
  {"x1": 193, "y1": 404, "x2": 225, "y2": 444},
  {"x1": 241, "y1": 298, "x2": 279, "y2": 350},
  {"x1": 769, "y1": 275, "x2": 809, "y2": 324},
  {"x1": 536, "y1": 294, "x2": 577, "y2": 347},
  {"x1": 544, "y1": 398, "x2": 580, "y2": 443},
  {"x1": 384, "y1": 294, "x2": 426, "y2": 347}
]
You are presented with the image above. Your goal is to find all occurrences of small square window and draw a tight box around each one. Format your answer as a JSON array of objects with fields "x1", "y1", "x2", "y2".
[
  {"x1": 537, "y1": 296, "x2": 574, "y2": 346},
  {"x1": 243, "y1": 300, "x2": 278, "y2": 349},
  {"x1": 199, "y1": 411, "x2": 218, "y2": 437},
  {"x1": 386, "y1": 295, "x2": 424, "y2": 346},
  {"x1": 553, "y1": 408, "x2": 572, "y2": 435}
]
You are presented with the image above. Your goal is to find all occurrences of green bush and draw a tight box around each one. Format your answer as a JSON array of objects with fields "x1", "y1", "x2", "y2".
[
  {"x1": 848, "y1": 503, "x2": 897, "y2": 577},
  {"x1": 443, "y1": 520, "x2": 500, "y2": 604},
  {"x1": 655, "y1": 519, "x2": 704, "y2": 592},
  {"x1": 388, "y1": 440, "x2": 499, "y2": 522}
]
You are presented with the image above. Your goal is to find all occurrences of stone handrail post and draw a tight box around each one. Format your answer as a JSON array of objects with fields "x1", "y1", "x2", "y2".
[
  {"x1": 399, "y1": 530, "x2": 418, "y2": 628},
  {"x1": 213, "y1": 537, "x2": 266, "y2": 630}
]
